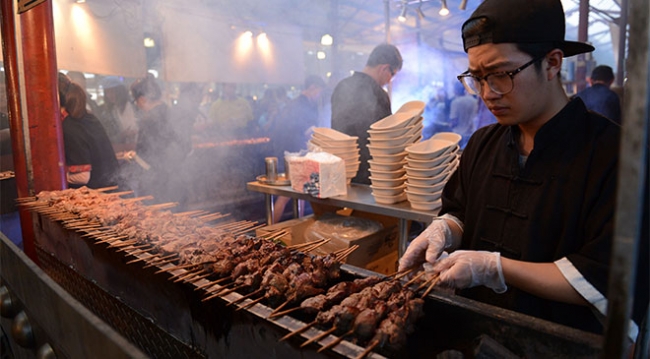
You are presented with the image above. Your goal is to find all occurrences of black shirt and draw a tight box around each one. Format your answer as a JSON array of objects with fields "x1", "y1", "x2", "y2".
[
  {"x1": 62, "y1": 113, "x2": 119, "y2": 189},
  {"x1": 331, "y1": 72, "x2": 392, "y2": 184},
  {"x1": 441, "y1": 98, "x2": 624, "y2": 333},
  {"x1": 273, "y1": 94, "x2": 319, "y2": 156}
]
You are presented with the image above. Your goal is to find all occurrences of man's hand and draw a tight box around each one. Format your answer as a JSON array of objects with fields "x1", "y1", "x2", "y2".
[
  {"x1": 433, "y1": 250, "x2": 507, "y2": 293},
  {"x1": 398, "y1": 220, "x2": 452, "y2": 271}
]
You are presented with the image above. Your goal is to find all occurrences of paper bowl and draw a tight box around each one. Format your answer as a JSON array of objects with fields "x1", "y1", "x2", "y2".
[
  {"x1": 405, "y1": 138, "x2": 455, "y2": 160},
  {"x1": 371, "y1": 151, "x2": 408, "y2": 163},
  {"x1": 368, "y1": 143, "x2": 408, "y2": 156},
  {"x1": 373, "y1": 192, "x2": 408, "y2": 204},
  {"x1": 405, "y1": 189, "x2": 442, "y2": 203},
  {"x1": 369, "y1": 174, "x2": 408, "y2": 187},
  {"x1": 396, "y1": 100, "x2": 426, "y2": 117},
  {"x1": 368, "y1": 159, "x2": 406, "y2": 172},
  {"x1": 404, "y1": 162, "x2": 449, "y2": 178},
  {"x1": 368, "y1": 132, "x2": 419, "y2": 147},
  {"x1": 370, "y1": 111, "x2": 419, "y2": 131},
  {"x1": 368, "y1": 125, "x2": 414, "y2": 139},
  {"x1": 406, "y1": 180, "x2": 446, "y2": 194},
  {"x1": 409, "y1": 198, "x2": 442, "y2": 211},
  {"x1": 431, "y1": 132, "x2": 462, "y2": 147},
  {"x1": 371, "y1": 183, "x2": 406, "y2": 196},
  {"x1": 313, "y1": 127, "x2": 357, "y2": 140},
  {"x1": 368, "y1": 167, "x2": 407, "y2": 179},
  {"x1": 406, "y1": 151, "x2": 455, "y2": 169},
  {"x1": 407, "y1": 167, "x2": 452, "y2": 185}
]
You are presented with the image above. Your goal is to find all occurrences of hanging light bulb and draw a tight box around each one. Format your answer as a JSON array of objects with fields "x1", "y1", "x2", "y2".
[
  {"x1": 321, "y1": 34, "x2": 333, "y2": 46},
  {"x1": 398, "y1": 5, "x2": 407, "y2": 23},
  {"x1": 439, "y1": 0, "x2": 450, "y2": 16},
  {"x1": 459, "y1": 0, "x2": 468, "y2": 10}
]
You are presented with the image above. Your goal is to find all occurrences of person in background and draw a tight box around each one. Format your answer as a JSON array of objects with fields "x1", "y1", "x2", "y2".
[
  {"x1": 170, "y1": 82, "x2": 205, "y2": 156},
  {"x1": 449, "y1": 81, "x2": 478, "y2": 148},
  {"x1": 575, "y1": 65, "x2": 622, "y2": 124},
  {"x1": 58, "y1": 74, "x2": 119, "y2": 189},
  {"x1": 272, "y1": 75, "x2": 327, "y2": 223},
  {"x1": 129, "y1": 76, "x2": 185, "y2": 204},
  {"x1": 67, "y1": 71, "x2": 100, "y2": 114},
  {"x1": 208, "y1": 83, "x2": 254, "y2": 138},
  {"x1": 398, "y1": 0, "x2": 647, "y2": 345},
  {"x1": 424, "y1": 87, "x2": 451, "y2": 139},
  {"x1": 331, "y1": 43, "x2": 403, "y2": 185},
  {"x1": 97, "y1": 76, "x2": 138, "y2": 148}
]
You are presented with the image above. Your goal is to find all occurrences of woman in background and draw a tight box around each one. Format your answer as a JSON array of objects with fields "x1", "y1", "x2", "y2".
[{"x1": 59, "y1": 74, "x2": 120, "y2": 189}]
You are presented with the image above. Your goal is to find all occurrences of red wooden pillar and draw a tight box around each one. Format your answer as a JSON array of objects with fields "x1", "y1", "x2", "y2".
[{"x1": 8, "y1": 0, "x2": 66, "y2": 259}]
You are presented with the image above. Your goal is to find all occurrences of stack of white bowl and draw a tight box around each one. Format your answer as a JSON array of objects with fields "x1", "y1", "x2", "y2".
[
  {"x1": 366, "y1": 101, "x2": 425, "y2": 204},
  {"x1": 308, "y1": 127, "x2": 360, "y2": 183},
  {"x1": 404, "y1": 132, "x2": 462, "y2": 210}
]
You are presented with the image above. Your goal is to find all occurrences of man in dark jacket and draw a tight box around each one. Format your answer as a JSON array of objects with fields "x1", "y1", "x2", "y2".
[
  {"x1": 575, "y1": 65, "x2": 622, "y2": 124},
  {"x1": 331, "y1": 43, "x2": 402, "y2": 184}
]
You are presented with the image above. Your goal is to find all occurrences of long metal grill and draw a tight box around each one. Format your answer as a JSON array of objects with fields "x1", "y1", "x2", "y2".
[{"x1": 36, "y1": 245, "x2": 205, "y2": 359}]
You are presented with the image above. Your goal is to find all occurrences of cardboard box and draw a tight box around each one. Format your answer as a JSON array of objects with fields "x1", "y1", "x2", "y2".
[
  {"x1": 289, "y1": 213, "x2": 399, "y2": 274},
  {"x1": 255, "y1": 215, "x2": 315, "y2": 246}
]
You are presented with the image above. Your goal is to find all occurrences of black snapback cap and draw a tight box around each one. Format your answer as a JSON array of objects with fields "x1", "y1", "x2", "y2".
[{"x1": 462, "y1": 0, "x2": 595, "y2": 57}]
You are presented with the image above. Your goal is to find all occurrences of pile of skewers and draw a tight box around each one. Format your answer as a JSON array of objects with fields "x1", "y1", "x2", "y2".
[{"x1": 19, "y1": 186, "x2": 441, "y2": 358}]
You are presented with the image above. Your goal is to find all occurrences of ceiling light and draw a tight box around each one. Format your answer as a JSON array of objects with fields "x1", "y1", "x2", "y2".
[
  {"x1": 439, "y1": 0, "x2": 450, "y2": 16},
  {"x1": 76, "y1": 0, "x2": 86, "y2": 3},
  {"x1": 321, "y1": 34, "x2": 333, "y2": 46},
  {"x1": 144, "y1": 37, "x2": 155, "y2": 48},
  {"x1": 243, "y1": 30, "x2": 253, "y2": 38},
  {"x1": 459, "y1": 0, "x2": 468, "y2": 10},
  {"x1": 316, "y1": 51, "x2": 326, "y2": 60},
  {"x1": 398, "y1": 4, "x2": 407, "y2": 22}
]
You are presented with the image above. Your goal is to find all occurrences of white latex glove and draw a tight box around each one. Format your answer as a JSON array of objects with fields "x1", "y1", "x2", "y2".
[
  {"x1": 433, "y1": 250, "x2": 507, "y2": 293},
  {"x1": 398, "y1": 219, "x2": 452, "y2": 271}
]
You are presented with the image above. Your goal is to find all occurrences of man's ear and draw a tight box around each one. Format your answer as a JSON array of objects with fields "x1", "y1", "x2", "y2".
[{"x1": 545, "y1": 49, "x2": 564, "y2": 81}]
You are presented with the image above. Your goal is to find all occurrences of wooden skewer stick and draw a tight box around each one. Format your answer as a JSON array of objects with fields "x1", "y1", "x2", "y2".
[
  {"x1": 355, "y1": 340, "x2": 379, "y2": 359},
  {"x1": 96, "y1": 185, "x2": 120, "y2": 192},
  {"x1": 416, "y1": 273, "x2": 440, "y2": 292},
  {"x1": 336, "y1": 245, "x2": 359, "y2": 262},
  {"x1": 154, "y1": 262, "x2": 201, "y2": 274},
  {"x1": 232, "y1": 223, "x2": 266, "y2": 235},
  {"x1": 116, "y1": 244, "x2": 150, "y2": 253},
  {"x1": 421, "y1": 276, "x2": 441, "y2": 298},
  {"x1": 147, "y1": 202, "x2": 178, "y2": 211},
  {"x1": 392, "y1": 267, "x2": 415, "y2": 280},
  {"x1": 108, "y1": 240, "x2": 138, "y2": 249},
  {"x1": 194, "y1": 276, "x2": 230, "y2": 291},
  {"x1": 260, "y1": 229, "x2": 287, "y2": 240},
  {"x1": 236, "y1": 296, "x2": 265, "y2": 311},
  {"x1": 279, "y1": 320, "x2": 317, "y2": 342},
  {"x1": 404, "y1": 271, "x2": 428, "y2": 287},
  {"x1": 184, "y1": 271, "x2": 213, "y2": 284},
  {"x1": 104, "y1": 190, "x2": 133, "y2": 197},
  {"x1": 317, "y1": 329, "x2": 354, "y2": 353},
  {"x1": 267, "y1": 299, "x2": 290, "y2": 318},
  {"x1": 126, "y1": 254, "x2": 157, "y2": 265},
  {"x1": 212, "y1": 220, "x2": 247, "y2": 230},
  {"x1": 174, "y1": 269, "x2": 207, "y2": 283},
  {"x1": 227, "y1": 288, "x2": 264, "y2": 307},
  {"x1": 142, "y1": 253, "x2": 177, "y2": 267},
  {"x1": 173, "y1": 210, "x2": 207, "y2": 217},
  {"x1": 197, "y1": 213, "x2": 230, "y2": 222},
  {"x1": 267, "y1": 306, "x2": 302, "y2": 319},
  {"x1": 122, "y1": 195, "x2": 154, "y2": 203},
  {"x1": 202, "y1": 284, "x2": 239, "y2": 302},
  {"x1": 300, "y1": 327, "x2": 337, "y2": 348},
  {"x1": 211, "y1": 283, "x2": 247, "y2": 298}
]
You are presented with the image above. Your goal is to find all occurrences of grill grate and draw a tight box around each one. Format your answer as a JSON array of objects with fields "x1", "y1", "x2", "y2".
[{"x1": 36, "y1": 246, "x2": 205, "y2": 359}]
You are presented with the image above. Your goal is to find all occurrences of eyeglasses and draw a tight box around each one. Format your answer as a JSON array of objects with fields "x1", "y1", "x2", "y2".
[{"x1": 456, "y1": 55, "x2": 545, "y2": 95}]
